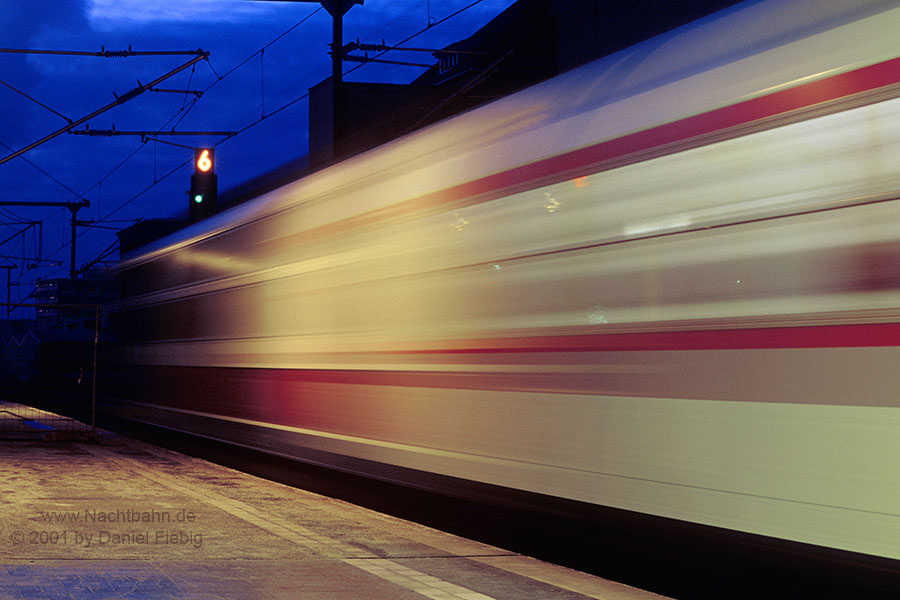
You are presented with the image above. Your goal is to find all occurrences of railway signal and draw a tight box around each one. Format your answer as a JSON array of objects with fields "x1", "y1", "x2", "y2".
[{"x1": 189, "y1": 148, "x2": 217, "y2": 222}]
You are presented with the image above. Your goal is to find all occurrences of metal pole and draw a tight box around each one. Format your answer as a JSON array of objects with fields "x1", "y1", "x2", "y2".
[
  {"x1": 91, "y1": 304, "x2": 99, "y2": 434},
  {"x1": 1, "y1": 265, "x2": 12, "y2": 317},
  {"x1": 0, "y1": 201, "x2": 90, "y2": 280},
  {"x1": 321, "y1": 1, "x2": 362, "y2": 157},
  {"x1": 330, "y1": 1, "x2": 343, "y2": 86},
  {"x1": 69, "y1": 206, "x2": 78, "y2": 279},
  {"x1": 332, "y1": 2, "x2": 343, "y2": 151}
]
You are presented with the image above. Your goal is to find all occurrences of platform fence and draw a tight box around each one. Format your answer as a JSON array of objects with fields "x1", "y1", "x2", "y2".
[{"x1": 0, "y1": 302, "x2": 100, "y2": 441}]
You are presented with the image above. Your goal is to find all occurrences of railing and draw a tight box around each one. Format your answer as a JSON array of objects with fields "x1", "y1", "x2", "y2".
[{"x1": 0, "y1": 302, "x2": 100, "y2": 441}]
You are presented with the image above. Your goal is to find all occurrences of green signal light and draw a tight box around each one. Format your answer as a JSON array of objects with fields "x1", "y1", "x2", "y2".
[{"x1": 193, "y1": 194, "x2": 204, "y2": 204}]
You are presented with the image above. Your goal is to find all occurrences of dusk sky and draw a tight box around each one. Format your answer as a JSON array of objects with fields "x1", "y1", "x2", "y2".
[{"x1": 0, "y1": 0, "x2": 517, "y2": 305}]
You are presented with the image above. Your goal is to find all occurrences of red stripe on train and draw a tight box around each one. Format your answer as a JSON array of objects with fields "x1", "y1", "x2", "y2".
[
  {"x1": 389, "y1": 323, "x2": 900, "y2": 353},
  {"x1": 420, "y1": 56, "x2": 900, "y2": 207}
]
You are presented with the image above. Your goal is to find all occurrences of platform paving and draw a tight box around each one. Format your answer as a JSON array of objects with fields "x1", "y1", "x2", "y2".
[{"x1": 0, "y1": 423, "x2": 667, "y2": 599}]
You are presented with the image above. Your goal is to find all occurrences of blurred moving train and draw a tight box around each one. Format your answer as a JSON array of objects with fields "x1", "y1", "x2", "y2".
[{"x1": 106, "y1": 0, "x2": 900, "y2": 577}]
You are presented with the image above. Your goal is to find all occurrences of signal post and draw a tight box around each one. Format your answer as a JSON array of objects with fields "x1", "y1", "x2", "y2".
[{"x1": 189, "y1": 148, "x2": 217, "y2": 222}]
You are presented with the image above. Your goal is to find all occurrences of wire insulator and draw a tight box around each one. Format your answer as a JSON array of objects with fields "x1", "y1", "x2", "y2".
[
  {"x1": 358, "y1": 43, "x2": 390, "y2": 52},
  {"x1": 114, "y1": 86, "x2": 144, "y2": 104}
]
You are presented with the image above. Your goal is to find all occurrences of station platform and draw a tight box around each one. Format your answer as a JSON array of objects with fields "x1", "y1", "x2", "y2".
[{"x1": 0, "y1": 405, "x2": 667, "y2": 600}]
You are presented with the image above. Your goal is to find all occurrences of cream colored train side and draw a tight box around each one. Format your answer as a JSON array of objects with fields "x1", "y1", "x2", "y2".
[{"x1": 109, "y1": 0, "x2": 900, "y2": 564}]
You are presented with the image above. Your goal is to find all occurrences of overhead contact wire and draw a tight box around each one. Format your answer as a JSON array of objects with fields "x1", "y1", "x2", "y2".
[
  {"x1": 0, "y1": 77, "x2": 72, "y2": 123},
  {"x1": 221, "y1": 0, "x2": 487, "y2": 141},
  {"x1": 66, "y1": 2, "x2": 482, "y2": 276},
  {"x1": 66, "y1": 6, "x2": 325, "y2": 274}
]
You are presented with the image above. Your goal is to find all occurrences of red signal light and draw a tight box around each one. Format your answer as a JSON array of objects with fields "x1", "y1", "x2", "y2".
[{"x1": 195, "y1": 148, "x2": 214, "y2": 173}]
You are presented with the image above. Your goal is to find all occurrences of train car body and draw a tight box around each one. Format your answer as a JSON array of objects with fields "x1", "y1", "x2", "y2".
[{"x1": 107, "y1": 0, "x2": 900, "y2": 569}]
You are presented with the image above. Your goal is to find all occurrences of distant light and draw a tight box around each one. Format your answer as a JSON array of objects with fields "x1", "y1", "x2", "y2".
[
  {"x1": 588, "y1": 303, "x2": 609, "y2": 324},
  {"x1": 623, "y1": 215, "x2": 692, "y2": 236},
  {"x1": 543, "y1": 192, "x2": 563, "y2": 213},
  {"x1": 194, "y1": 194, "x2": 204, "y2": 204}
]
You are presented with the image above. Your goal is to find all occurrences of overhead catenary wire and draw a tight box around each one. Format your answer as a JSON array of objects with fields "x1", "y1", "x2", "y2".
[
  {"x1": 201, "y1": 6, "x2": 323, "y2": 94},
  {"x1": 32, "y1": 1, "x2": 491, "y2": 288},
  {"x1": 0, "y1": 223, "x2": 36, "y2": 248},
  {"x1": 0, "y1": 77, "x2": 72, "y2": 123},
  {"x1": 0, "y1": 206, "x2": 36, "y2": 225},
  {"x1": 80, "y1": 0, "x2": 489, "y2": 246},
  {"x1": 342, "y1": 0, "x2": 486, "y2": 79},
  {"x1": 0, "y1": 52, "x2": 210, "y2": 168},
  {"x1": 0, "y1": 56, "x2": 186, "y2": 234},
  {"x1": 0, "y1": 47, "x2": 206, "y2": 58},
  {"x1": 261, "y1": 49, "x2": 266, "y2": 118},
  {"x1": 69, "y1": 5, "x2": 327, "y2": 229},
  {"x1": 5, "y1": 14, "x2": 327, "y2": 293},
  {"x1": 72, "y1": 3, "x2": 324, "y2": 221},
  {"x1": 0, "y1": 138, "x2": 82, "y2": 199},
  {"x1": 220, "y1": 0, "x2": 489, "y2": 139}
]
